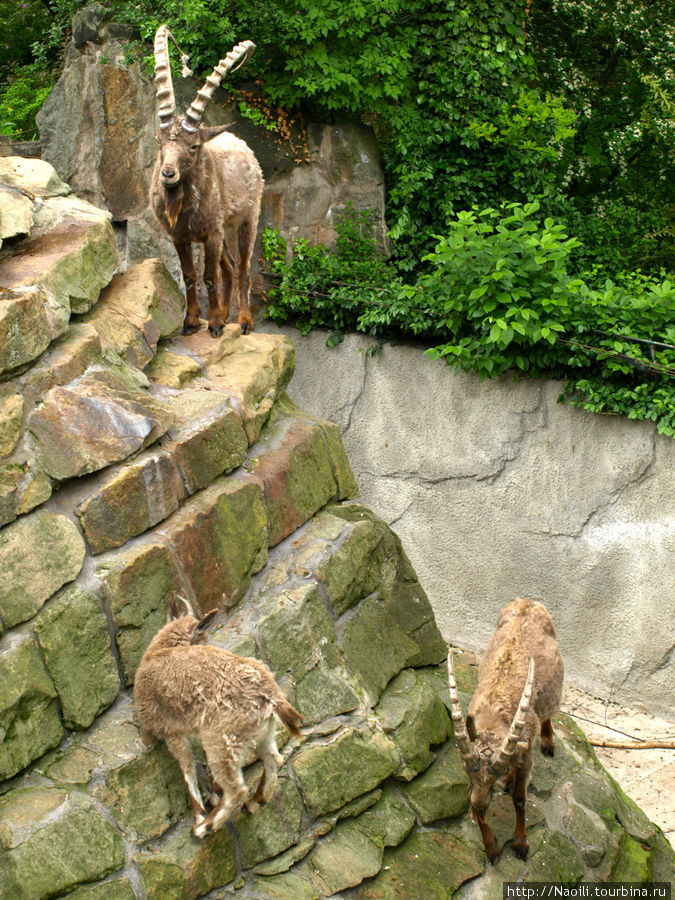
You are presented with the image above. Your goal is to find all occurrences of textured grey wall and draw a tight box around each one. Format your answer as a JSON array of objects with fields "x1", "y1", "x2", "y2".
[{"x1": 264, "y1": 326, "x2": 675, "y2": 718}]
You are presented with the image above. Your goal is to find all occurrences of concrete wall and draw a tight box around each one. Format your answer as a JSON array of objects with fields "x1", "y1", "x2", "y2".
[{"x1": 264, "y1": 326, "x2": 675, "y2": 718}]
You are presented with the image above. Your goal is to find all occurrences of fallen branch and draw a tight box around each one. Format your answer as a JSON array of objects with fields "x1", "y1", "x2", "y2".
[{"x1": 590, "y1": 738, "x2": 675, "y2": 750}]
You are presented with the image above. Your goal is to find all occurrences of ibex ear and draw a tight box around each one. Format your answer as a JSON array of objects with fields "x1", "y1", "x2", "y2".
[
  {"x1": 200, "y1": 123, "x2": 232, "y2": 143},
  {"x1": 466, "y1": 714, "x2": 477, "y2": 741},
  {"x1": 192, "y1": 608, "x2": 218, "y2": 640}
]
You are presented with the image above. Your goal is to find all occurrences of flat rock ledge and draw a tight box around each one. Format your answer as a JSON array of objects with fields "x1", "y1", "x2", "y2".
[{"x1": 0, "y1": 157, "x2": 673, "y2": 899}]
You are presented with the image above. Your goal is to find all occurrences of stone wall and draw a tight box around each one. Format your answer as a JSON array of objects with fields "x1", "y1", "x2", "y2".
[
  {"x1": 263, "y1": 328, "x2": 675, "y2": 721},
  {"x1": 1, "y1": 158, "x2": 673, "y2": 897}
]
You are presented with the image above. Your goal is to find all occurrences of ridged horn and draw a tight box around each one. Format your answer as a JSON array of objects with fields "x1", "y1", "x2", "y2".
[
  {"x1": 154, "y1": 25, "x2": 193, "y2": 129},
  {"x1": 490, "y1": 657, "x2": 535, "y2": 773},
  {"x1": 182, "y1": 40, "x2": 256, "y2": 133},
  {"x1": 447, "y1": 652, "x2": 480, "y2": 771}
]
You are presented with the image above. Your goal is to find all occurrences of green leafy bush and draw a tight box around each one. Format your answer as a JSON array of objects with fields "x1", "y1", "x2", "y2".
[
  {"x1": 0, "y1": 64, "x2": 54, "y2": 137},
  {"x1": 265, "y1": 203, "x2": 675, "y2": 435}
]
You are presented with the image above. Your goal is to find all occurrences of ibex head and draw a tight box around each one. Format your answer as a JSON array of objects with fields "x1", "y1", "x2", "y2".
[
  {"x1": 146, "y1": 594, "x2": 218, "y2": 651},
  {"x1": 447, "y1": 652, "x2": 535, "y2": 811},
  {"x1": 153, "y1": 26, "x2": 255, "y2": 188}
]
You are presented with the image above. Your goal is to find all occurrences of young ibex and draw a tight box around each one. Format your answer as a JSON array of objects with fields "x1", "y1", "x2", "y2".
[
  {"x1": 448, "y1": 597, "x2": 563, "y2": 863},
  {"x1": 133, "y1": 596, "x2": 303, "y2": 838},
  {"x1": 150, "y1": 26, "x2": 263, "y2": 338}
]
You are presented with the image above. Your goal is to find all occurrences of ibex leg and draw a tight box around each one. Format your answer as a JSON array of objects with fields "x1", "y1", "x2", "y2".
[
  {"x1": 175, "y1": 242, "x2": 200, "y2": 334},
  {"x1": 247, "y1": 716, "x2": 282, "y2": 812},
  {"x1": 203, "y1": 231, "x2": 227, "y2": 338},
  {"x1": 164, "y1": 734, "x2": 207, "y2": 827},
  {"x1": 540, "y1": 718, "x2": 555, "y2": 756},
  {"x1": 236, "y1": 219, "x2": 255, "y2": 334},
  {"x1": 194, "y1": 735, "x2": 247, "y2": 837},
  {"x1": 511, "y1": 767, "x2": 531, "y2": 859},
  {"x1": 472, "y1": 804, "x2": 500, "y2": 863},
  {"x1": 219, "y1": 241, "x2": 235, "y2": 326}
]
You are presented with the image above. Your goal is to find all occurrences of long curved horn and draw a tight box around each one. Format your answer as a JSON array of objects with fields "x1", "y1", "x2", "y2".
[
  {"x1": 182, "y1": 40, "x2": 256, "y2": 133},
  {"x1": 447, "y1": 652, "x2": 480, "y2": 771},
  {"x1": 154, "y1": 25, "x2": 193, "y2": 129},
  {"x1": 490, "y1": 657, "x2": 535, "y2": 773}
]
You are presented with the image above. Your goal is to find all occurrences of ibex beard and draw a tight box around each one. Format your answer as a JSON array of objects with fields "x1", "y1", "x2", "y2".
[{"x1": 448, "y1": 597, "x2": 564, "y2": 863}]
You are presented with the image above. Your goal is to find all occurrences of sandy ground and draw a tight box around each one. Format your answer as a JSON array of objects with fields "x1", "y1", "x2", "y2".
[{"x1": 562, "y1": 686, "x2": 675, "y2": 850}]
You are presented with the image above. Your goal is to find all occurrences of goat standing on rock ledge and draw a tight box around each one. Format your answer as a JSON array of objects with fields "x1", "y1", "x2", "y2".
[
  {"x1": 134, "y1": 596, "x2": 303, "y2": 838},
  {"x1": 150, "y1": 26, "x2": 263, "y2": 338},
  {"x1": 448, "y1": 597, "x2": 564, "y2": 863}
]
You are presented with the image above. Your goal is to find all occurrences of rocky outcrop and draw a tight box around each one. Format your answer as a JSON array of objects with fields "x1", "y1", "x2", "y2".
[
  {"x1": 0, "y1": 158, "x2": 673, "y2": 897},
  {"x1": 36, "y1": 5, "x2": 388, "y2": 295}
]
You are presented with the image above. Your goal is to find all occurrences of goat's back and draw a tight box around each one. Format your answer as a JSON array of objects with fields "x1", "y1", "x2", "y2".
[
  {"x1": 206, "y1": 131, "x2": 263, "y2": 223},
  {"x1": 477, "y1": 598, "x2": 563, "y2": 720},
  {"x1": 134, "y1": 645, "x2": 285, "y2": 738}
]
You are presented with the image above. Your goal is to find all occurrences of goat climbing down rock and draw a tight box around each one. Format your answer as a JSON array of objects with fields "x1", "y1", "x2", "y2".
[
  {"x1": 150, "y1": 26, "x2": 263, "y2": 338},
  {"x1": 447, "y1": 597, "x2": 564, "y2": 863},
  {"x1": 133, "y1": 596, "x2": 303, "y2": 838}
]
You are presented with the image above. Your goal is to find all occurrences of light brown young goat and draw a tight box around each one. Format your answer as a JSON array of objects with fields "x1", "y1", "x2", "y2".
[
  {"x1": 150, "y1": 26, "x2": 263, "y2": 338},
  {"x1": 448, "y1": 597, "x2": 563, "y2": 863},
  {"x1": 133, "y1": 597, "x2": 303, "y2": 838}
]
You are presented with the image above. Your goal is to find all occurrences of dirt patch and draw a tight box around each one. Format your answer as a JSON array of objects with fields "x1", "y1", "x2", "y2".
[{"x1": 563, "y1": 686, "x2": 675, "y2": 849}]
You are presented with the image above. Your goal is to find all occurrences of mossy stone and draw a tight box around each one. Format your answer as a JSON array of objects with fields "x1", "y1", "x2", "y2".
[
  {"x1": 523, "y1": 829, "x2": 585, "y2": 883},
  {"x1": 339, "y1": 596, "x2": 419, "y2": 703},
  {"x1": 353, "y1": 829, "x2": 484, "y2": 899},
  {"x1": 33, "y1": 586, "x2": 120, "y2": 730},
  {"x1": 63, "y1": 879, "x2": 137, "y2": 900},
  {"x1": 304, "y1": 819, "x2": 384, "y2": 895},
  {"x1": 237, "y1": 777, "x2": 305, "y2": 867},
  {"x1": 0, "y1": 635, "x2": 63, "y2": 780},
  {"x1": 399, "y1": 744, "x2": 469, "y2": 823},
  {"x1": 0, "y1": 801, "x2": 125, "y2": 900},
  {"x1": 135, "y1": 821, "x2": 236, "y2": 899},
  {"x1": 317, "y1": 517, "x2": 386, "y2": 615},
  {"x1": 98, "y1": 743, "x2": 188, "y2": 841},
  {"x1": 0, "y1": 508, "x2": 85, "y2": 627},
  {"x1": 257, "y1": 583, "x2": 337, "y2": 680},
  {"x1": 375, "y1": 668, "x2": 452, "y2": 779},
  {"x1": 246, "y1": 872, "x2": 319, "y2": 900},
  {"x1": 354, "y1": 785, "x2": 416, "y2": 849},
  {"x1": 98, "y1": 541, "x2": 178, "y2": 683},
  {"x1": 610, "y1": 833, "x2": 652, "y2": 881},
  {"x1": 291, "y1": 725, "x2": 399, "y2": 818},
  {"x1": 294, "y1": 660, "x2": 360, "y2": 724}
]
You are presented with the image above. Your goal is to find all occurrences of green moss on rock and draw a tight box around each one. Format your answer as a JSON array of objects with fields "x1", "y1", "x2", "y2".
[
  {"x1": 135, "y1": 822, "x2": 236, "y2": 899},
  {"x1": 0, "y1": 508, "x2": 85, "y2": 627},
  {"x1": 0, "y1": 636, "x2": 63, "y2": 780},
  {"x1": 33, "y1": 586, "x2": 120, "y2": 729},
  {"x1": 292, "y1": 725, "x2": 399, "y2": 818}
]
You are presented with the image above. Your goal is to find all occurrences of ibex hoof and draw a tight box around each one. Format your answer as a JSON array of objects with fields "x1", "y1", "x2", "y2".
[
  {"x1": 513, "y1": 840, "x2": 529, "y2": 860},
  {"x1": 240, "y1": 321, "x2": 253, "y2": 335},
  {"x1": 541, "y1": 741, "x2": 555, "y2": 757},
  {"x1": 486, "y1": 846, "x2": 501, "y2": 865},
  {"x1": 208, "y1": 323, "x2": 224, "y2": 338},
  {"x1": 183, "y1": 320, "x2": 201, "y2": 335}
]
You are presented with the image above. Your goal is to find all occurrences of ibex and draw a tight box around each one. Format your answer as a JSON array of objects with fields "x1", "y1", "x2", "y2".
[
  {"x1": 133, "y1": 596, "x2": 303, "y2": 838},
  {"x1": 150, "y1": 26, "x2": 263, "y2": 338},
  {"x1": 447, "y1": 597, "x2": 563, "y2": 863}
]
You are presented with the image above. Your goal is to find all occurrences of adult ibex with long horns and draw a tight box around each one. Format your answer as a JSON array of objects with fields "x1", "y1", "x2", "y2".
[
  {"x1": 447, "y1": 597, "x2": 563, "y2": 863},
  {"x1": 150, "y1": 26, "x2": 263, "y2": 337}
]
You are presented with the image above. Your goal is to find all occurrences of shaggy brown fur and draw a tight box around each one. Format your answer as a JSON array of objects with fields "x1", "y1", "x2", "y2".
[
  {"x1": 448, "y1": 597, "x2": 563, "y2": 862},
  {"x1": 150, "y1": 30, "x2": 263, "y2": 338},
  {"x1": 134, "y1": 599, "x2": 302, "y2": 838}
]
